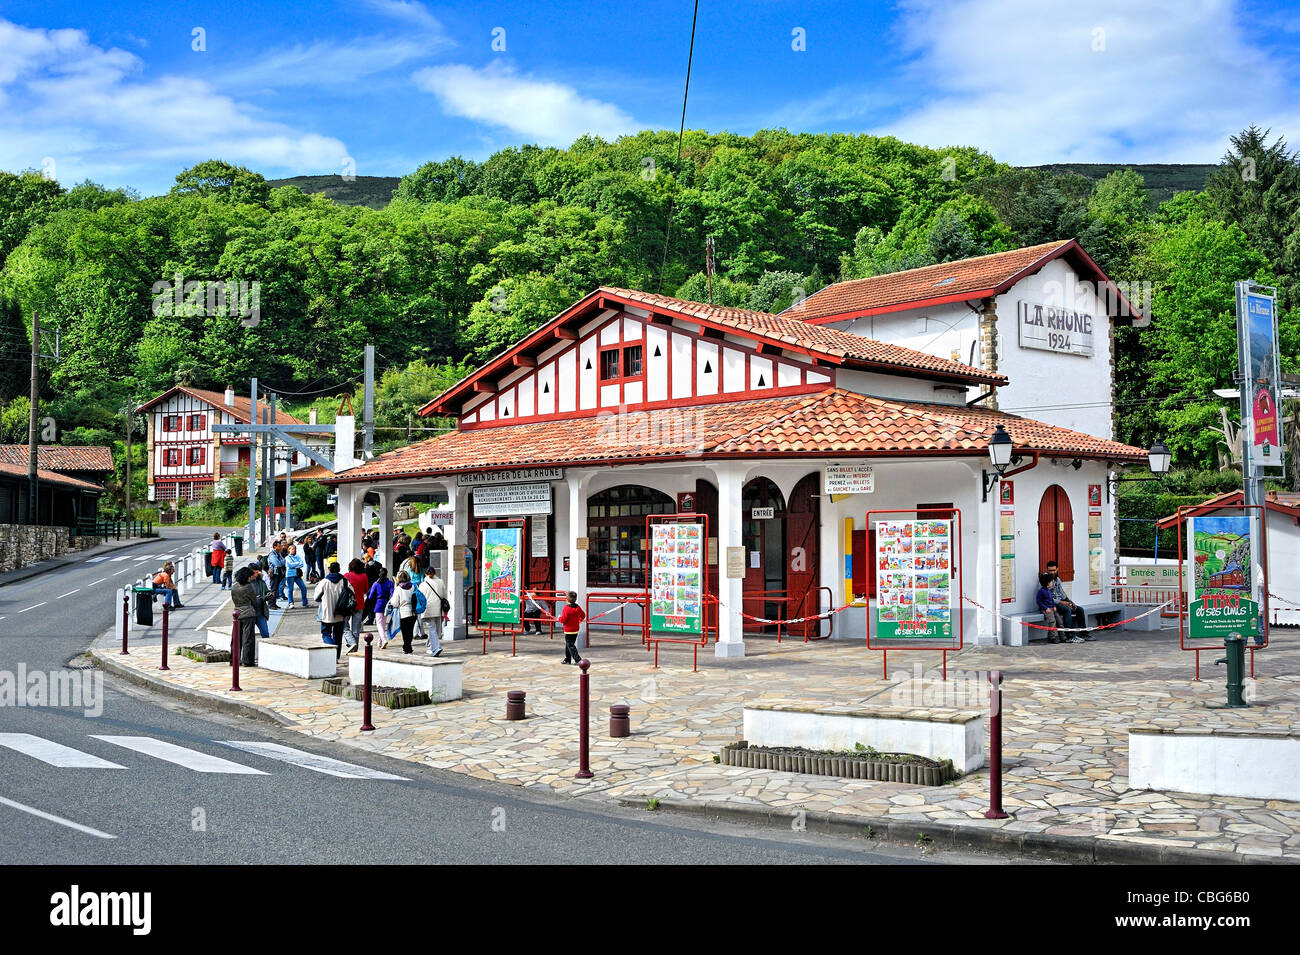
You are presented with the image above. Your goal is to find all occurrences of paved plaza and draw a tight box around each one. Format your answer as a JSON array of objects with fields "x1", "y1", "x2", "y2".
[{"x1": 94, "y1": 581, "x2": 1300, "y2": 863}]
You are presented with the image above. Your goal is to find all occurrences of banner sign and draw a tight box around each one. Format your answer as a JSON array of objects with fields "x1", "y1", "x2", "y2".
[
  {"x1": 472, "y1": 482, "x2": 552, "y2": 517},
  {"x1": 1187, "y1": 515, "x2": 1258, "y2": 640},
  {"x1": 875, "y1": 519, "x2": 954, "y2": 639},
  {"x1": 823, "y1": 464, "x2": 874, "y2": 495},
  {"x1": 1088, "y1": 510, "x2": 1103, "y2": 595},
  {"x1": 1237, "y1": 284, "x2": 1283, "y2": 469},
  {"x1": 1017, "y1": 301, "x2": 1095, "y2": 357},
  {"x1": 649, "y1": 522, "x2": 704, "y2": 635},
  {"x1": 479, "y1": 526, "x2": 522, "y2": 624}
]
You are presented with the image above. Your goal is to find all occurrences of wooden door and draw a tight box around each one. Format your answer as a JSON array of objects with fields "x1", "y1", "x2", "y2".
[
  {"x1": 526, "y1": 515, "x2": 553, "y2": 593},
  {"x1": 1037, "y1": 485, "x2": 1074, "y2": 581},
  {"x1": 742, "y1": 479, "x2": 785, "y2": 629},
  {"x1": 785, "y1": 473, "x2": 821, "y2": 638}
]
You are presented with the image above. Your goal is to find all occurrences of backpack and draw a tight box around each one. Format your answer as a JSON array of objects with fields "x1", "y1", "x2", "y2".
[
  {"x1": 335, "y1": 579, "x2": 357, "y2": 617},
  {"x1": 412, "y1": 586, "x2": 427, "y2": 616}
]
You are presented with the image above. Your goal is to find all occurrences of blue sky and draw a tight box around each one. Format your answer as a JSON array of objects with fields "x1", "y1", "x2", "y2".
[{"x1": 2, "y1": 0, "x2": 1299, "y2": 195}]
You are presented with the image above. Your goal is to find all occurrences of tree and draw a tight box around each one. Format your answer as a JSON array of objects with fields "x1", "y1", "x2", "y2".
[
  {"x1": 170, "y1": 160, "x2": 271, "y2": 206},
  {"x1": 393, "y1": 157, "x2": 480, "y2": 203},
  {"x1": 0, "y1": 170, "x2": 64, "y2": 268}
]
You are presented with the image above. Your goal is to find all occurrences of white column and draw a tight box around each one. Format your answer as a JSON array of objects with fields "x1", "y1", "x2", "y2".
[
  {"x1": 445, "y1": 482, "x2": 470, "y2": 641},
  {"x1": 566, "y1": 469, "x2": 594, "y2": 648},
  {"x1": 968, "y1": 459, "x2": 1001, "y2": 645},
  {"x1": 377, "y1": 491, "x2": 394, "y2": 573},
  {"x1": 712, "y1": 462, "x2": 748, "y2": 658},
  {"x1": 336, "y1": 483, "x2": 365, "y2": 571}
]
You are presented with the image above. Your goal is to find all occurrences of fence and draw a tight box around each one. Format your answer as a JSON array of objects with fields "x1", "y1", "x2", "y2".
[{"x1": 74, "y1": 518, "x2": 154, "y2": 539}]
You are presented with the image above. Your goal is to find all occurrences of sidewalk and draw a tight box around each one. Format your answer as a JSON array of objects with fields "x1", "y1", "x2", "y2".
[
  {"x1": 89, "y1": 602, "x2": 1300, "y2": 863},
  {"x1": 0, "y1": 535, "x2": 157, "y2": 587}
]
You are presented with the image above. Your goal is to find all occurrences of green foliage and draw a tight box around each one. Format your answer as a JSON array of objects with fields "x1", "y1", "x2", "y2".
[
  {"x1": 170, "y1": 160, "x2": 271, "y2": 206},
  {"x1": 292, "y1": 480, "x2": 329, "y2": 518},
  {"x1": 1116, "y1": 470, "x2": 1245, "y2": 555}
]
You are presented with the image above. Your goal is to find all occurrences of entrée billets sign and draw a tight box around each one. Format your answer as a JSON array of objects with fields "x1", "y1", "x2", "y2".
[
  {"x1": 875, "y1": 519, "x2": 954, "y2": 640},
  {"x1": 1017, "y1": 301, "x2": 1095, "y2": 357}
]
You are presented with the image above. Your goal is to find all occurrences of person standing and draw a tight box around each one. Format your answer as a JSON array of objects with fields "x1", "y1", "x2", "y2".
[
  {"x1": 249, "y1": 562, "x2": 272, "y2": 641},
  {"x1": 558, "y1": 591, "x2": 586, "y2": 664},
  {"x1": 343, "y1": 558, "x2": 370, "y2": 651},
  {"x1": 209, "y1": 533, "x2": 227, "y2": 584},
  {"x1": 267, "y1": 541, "x2": 287, "y2": 604},
  {"x1": 521, "y1": 591, "x2": 547, "y2": 634},
  {"x1": 313, "y1": 561, "x2": 350, "y2": 662},
  {"x1": 390, "y1": 571, "x2": 419, "y2": 654},
  {"x1": 419, "y1": 567, "x2": 448, "y2": 657},
  {"x1": 220, "y1": 548, "x2": 233, "y2": 590},
  {"x1": 302, "y1": 533, "x2": 318, "y2": 583},
  {"x1": 231, "y1": 566, "x2": 259, "y2": 667},
  {"x1": 1045, "y1": 560, "x2": 1091, "y2": 641},
  {"x1": 367, "y1": 567, "x2": 394, "y2": 626},
  {"x1": 284, "y1": 544, "x2": 308, "y2": 607},
  {"x1": 403, "y1": 551, "x2": 425, "y2": 588}
]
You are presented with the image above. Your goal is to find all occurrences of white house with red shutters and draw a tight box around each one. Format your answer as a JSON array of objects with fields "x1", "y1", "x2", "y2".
[
  {"x1": 323, "y1": 241, "x2": 1152, "y2": 654},
  {"x1": 141, "y1": 385, "x2": 331, "y2": 504}
]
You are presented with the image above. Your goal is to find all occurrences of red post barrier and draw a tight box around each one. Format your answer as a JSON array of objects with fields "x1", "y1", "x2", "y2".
[
  {"x1": 230, "y1": 609, "x2": 242, "y2": 692},
  {"x1": 159, "y1": 602, "x2": 170, "y2": 671},
  {"x1": 120, "y1": 592, "x2": 130, "y2": 655},
  {"x1": 575, "y1": 658, "x2": 593, "y2": 779},
  {"x1": 984, "y1": 670, "x2": 1009, "y2": 820},
  {"x1": 361, "y1": 633, "x2": 375, "y2": 732}
]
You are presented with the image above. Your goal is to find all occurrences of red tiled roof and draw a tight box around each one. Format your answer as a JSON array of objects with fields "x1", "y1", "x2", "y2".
[
  {"x1": 138, "y1": 386, "x2": 319, "y2": 428},
  {"x1": 0, "y1": 445, "x2": 113, "y2": 472},
  {"x1": 332, "y1": 389, "x2": 1143, "y2": 485},
  {"x1": 782, "y1": 239, "x2": 1142, "y2": 324},
  {"x1": 1155, "y1": 490, "x2": 1300, "y2": 529},
  {"x1": 0, "y1": 460, "x2": 103, "y2": 491},
  {"x1": 291, "y1": 463, "x2": 335, "y2": 482}
]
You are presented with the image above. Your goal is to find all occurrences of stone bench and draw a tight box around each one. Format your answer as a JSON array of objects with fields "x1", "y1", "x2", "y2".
[
  {"x1": 1129, "y1": 725, "x2": 1300, "y2": 801},
  {"x1": 258, "y1": 639, "x2": 338, "y2": 679},
  {"x1": 347, "y1": 651, "x2": 463, "y2": 703},
  {"x1": 1002, "y1": 601, "x2": 1128, "y2": 645},
  {"x1": 742, "y1": 703, "x2": 984, "y2": 773}
]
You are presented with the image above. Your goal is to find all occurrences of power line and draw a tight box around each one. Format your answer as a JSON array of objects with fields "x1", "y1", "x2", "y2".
[{"x1": 654, "y1": 0, "x2": 700, "y2": 294}]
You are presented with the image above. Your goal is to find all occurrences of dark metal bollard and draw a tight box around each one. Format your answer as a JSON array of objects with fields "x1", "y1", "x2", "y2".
[
  {"x1": 984, "y1": 670, "x2": 1008, "y2": 820},
  {"x1": 120, "y1": 592, "x2": 130, "y2": 655},
  {"x1": 159, "y1": 603, "x2": 170, "y2": 671},
  {"x1": 230, "y1": 609, "x2": 242, "y2": 692},
  {"x1": 361, "y1": 633, "x2": 375, "y2": 731},
  {"x1": 575, "y1": 659, "x2": 593, "y2": 779},
  {"x1": 609, "y1": 704, "x2": 630, "y2": 738},
  {"x1": 506, "y1": 690, "x2": 526, "y2": 720}
]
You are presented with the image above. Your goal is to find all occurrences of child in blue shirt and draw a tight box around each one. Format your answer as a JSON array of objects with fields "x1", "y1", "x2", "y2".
[{"x1": 1035, "y1": 572, "x2": 1064, "y2": 644}]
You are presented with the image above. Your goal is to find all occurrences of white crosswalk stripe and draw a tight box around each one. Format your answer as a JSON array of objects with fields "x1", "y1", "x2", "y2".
[
  {"x1": 0, "y1": 733, "x2": 125, "y2": 769},
  {"x1": 218, "y1": 741, "x2": 407, "y2": 780},
  {"x1": 110, "y1": 556, "x2": 134, "y2": 562},
  {"x1": 90, "y1": 736, "x2": 268, "y2": 774},
  {"x1": 85, "y1": 556, "x2": 111, "y2": 563}
]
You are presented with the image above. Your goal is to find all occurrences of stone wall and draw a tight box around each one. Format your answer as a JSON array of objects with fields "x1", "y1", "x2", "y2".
[{"x1": 0, "y1": 525, "x2": 99, "y2": 573}]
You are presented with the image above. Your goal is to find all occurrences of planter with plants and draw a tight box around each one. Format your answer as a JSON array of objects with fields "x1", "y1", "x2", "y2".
[{"x1": 719, "y1": 741, "x2": 956, "y2": 785}]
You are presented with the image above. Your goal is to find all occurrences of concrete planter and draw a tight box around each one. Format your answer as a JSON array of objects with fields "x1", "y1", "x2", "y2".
[
  {"x1": 720, "y1": 742, "x2": 953, "y2": 786},
  {"x1": 180, "y1": 644, "x2": 230, "y2": 663},
  {"x1": 318, "y1": 677, "x2": 432, "y2": 709}
]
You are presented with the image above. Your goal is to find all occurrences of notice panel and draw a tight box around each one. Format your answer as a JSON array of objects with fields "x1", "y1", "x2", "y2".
[
  {"x1": 875, "y1": 519, "x2": 953, "y2": 640},
  {"x1": 1186, "y1": 514, "x2": 1258, "y2": 641},
  {"x1": 649, "y1": 522, "x2": 704, "y2": 635}
]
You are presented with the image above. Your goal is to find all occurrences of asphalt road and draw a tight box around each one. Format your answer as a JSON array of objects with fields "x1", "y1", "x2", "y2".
[{"x1": 0, "y1": 528, "x2": 991, "y2": 865}]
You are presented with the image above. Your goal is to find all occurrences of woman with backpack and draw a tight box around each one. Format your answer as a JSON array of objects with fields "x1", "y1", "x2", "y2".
[
  {"x1": 366, "y1": 566, "x2": 394, "y2": 626},
  {"x1": 390, "y1": 570, "x2": 422, "y2": 654},
  {"x1": 313, "y1": 561, "x2": 354, "y2": 662},
  {"x1": 418, "y1": 567, "x2": 448, "y2": 657},
  {"x1": 403, "y1": 551, "x2": 425, "y2": 588}
]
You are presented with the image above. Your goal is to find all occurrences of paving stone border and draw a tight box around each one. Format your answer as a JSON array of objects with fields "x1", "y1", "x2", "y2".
[{"x1": 720, "y1": 741, "x2": 955, "y2": 785}]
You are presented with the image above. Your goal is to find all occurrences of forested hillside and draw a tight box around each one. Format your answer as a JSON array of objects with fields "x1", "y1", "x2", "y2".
[{"x1": 0, "y1": 127, "x2": 1297, "y2": 514}]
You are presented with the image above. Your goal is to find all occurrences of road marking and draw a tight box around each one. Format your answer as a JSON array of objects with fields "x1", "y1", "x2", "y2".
[
  {"x1": 91, "y1": 578, "x2": 106, "y2": 585},
  {"x1": 0, "y1": 796, "x2": 116, "y2": 839},
  {"x1": 110, "y1": 556, "x2": 134, "y2": 562},
  {"x1": 86, "y1": 556, "x2": 111, "y2": 563},
  {"x1": 91, "y1": 736, "x2": 268, "y2": 774},
  {"x1": 218, "y1": 741, "x2": 408, "y2": 780},
  {"x1": 17, "y1": 602, "x2": 46, "y2": 613},
  {"x1": 56, "y1": 589, "x2": 78, "y2": 599},
  {"x1": 0, "y1": 733, "x2": 125, "y2": 769}
]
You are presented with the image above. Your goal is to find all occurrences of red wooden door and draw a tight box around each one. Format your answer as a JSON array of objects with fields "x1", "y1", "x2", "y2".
[
  {"x1": 526, "y1": 515, "x2": 553, "y2": 592},
  {"x1": 1037, "y1": 485, "x2": 1074, "y2": 581},
  {"x1": 785, "y1": 473, "x2": 821, "y2": 638},
  {"x1": 742, "y1": 479, "x2": 785, "y2": 629}
]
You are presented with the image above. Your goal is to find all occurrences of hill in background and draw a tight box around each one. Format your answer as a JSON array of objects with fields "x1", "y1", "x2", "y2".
[
  {"x1": 1024, "y1": 163, "x2": 1218, "y2": 204},
  {"x1": 267, "y1": 174, "x2": 400, "y2": 208}
]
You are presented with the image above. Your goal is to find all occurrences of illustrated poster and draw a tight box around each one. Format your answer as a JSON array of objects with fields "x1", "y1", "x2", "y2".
[
  {"x1": 650, "y1": 522, "x2": 703, "y2": 634},
  {"x1": 875, "y1": 519, "x2": 954, "y2": 640}
]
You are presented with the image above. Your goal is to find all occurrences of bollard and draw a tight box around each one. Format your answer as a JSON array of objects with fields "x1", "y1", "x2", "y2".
[
  {"x1": 984, "y1": 670, "x2": 1009, "y2": 819},
  {"x1": 609, "y1": 703, "x2": 630, "y2": 738},
  {"x1": 575, "y1": 659, "x2": 593, "y2": 779},
  {"x1": 159, "y1": 603, "x2": 170, "y2": 671},
  {"x1": 506, "y1": 690, "x2": 526, "y2": 721},
  {"x1": 230, "y1": 609, "x2": 242, "y2": 692},
  {"x1": 361, "y1": 633, "x2": 375, "y2": 731},
  {"x1": 120, "y1": 591, "x2": 129, "y2": 655}
]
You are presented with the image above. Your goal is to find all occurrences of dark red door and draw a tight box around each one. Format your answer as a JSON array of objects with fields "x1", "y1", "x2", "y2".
[
  {"x1": 1037, "y1": 485, "x2": 1074, "y2": 581},
  {"x1": 786, "y1": 473, "x2": 821, "y2": 638},
  {"x1": 526, "y1": 515, "x2": 553, "y2": 593}
]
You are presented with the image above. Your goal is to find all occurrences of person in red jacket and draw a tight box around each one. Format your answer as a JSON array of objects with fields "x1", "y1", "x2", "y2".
[{"x1": 557, "y1": 591, "x2": 586, "y2": 664}]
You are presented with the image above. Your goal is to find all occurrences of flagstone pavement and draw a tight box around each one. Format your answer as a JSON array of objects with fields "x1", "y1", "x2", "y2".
[{"x1": 93, "y1": 584, "x2": 1300, "y2": 863}]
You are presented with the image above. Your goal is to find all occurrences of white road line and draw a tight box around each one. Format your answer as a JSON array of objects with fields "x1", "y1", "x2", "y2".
[
  {"x1": 56, "y1": 589, "x2": 78, "y2": 599},
  {"x1": 0, "y1": 733, "x2": 125, "y2": 769},
  {"x1": 17, "y1": 602, "x2": 46, "y2": 613},
  {"x1": 218, "y1": 741, "x2": 408, "y2": 780},
  {"x1": 91, "y1": 578, "x2": 106, "y2": 585},
  {"x1": 91, "y1": 736, "x2": 268, "y2": 774},
  {"x1": 110, "y1": 556, "x2": 134, "y2": 562},
  {"x1": 86, "y1": 556, "x2": 110, "y2": 563},
  {"x1": 0, "y1": 795, "x2": 116, "y2": 839}
]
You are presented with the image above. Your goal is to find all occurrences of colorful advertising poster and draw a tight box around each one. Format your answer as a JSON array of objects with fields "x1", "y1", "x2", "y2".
[
  {"x1": 650, "y1": 522, "x2": 704, "y2": 634},
  {"x1": 1088, "y1": 511, "x2": 1103, "y2": 595},
  {"x1": 1239, "y1": 285, "x2": 1283, "y2": 468},
  {"x1": 1088, "y1": 484, "x2": 1102, "y2": 507},
  {"x1": 1187, "y1": 515, "x2": 1258, "y2": 641},
  {"x1": 479, "y1": 526, "x2": 522, "y2": 624},
  {"x1": 999, "y1": 510, "x2": 1016, "y2": 604},
  {"x1": 875, "y1": 519, "x2": 954, "y2": 640}
]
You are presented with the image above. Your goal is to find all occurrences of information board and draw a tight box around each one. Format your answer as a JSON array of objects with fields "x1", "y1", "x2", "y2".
[
  {"x1": 1187, "y1": 514, "x2": 1258, "y2": 640},
  {"x1": 649, "y1": 522, "x2": 704, "y2": 635},
  {"x1": 875, "y1": 519, "x2": 954, "y2": 640},
  {"x1": 479, "y1": 526, "x2": 522, "y2": 624}
]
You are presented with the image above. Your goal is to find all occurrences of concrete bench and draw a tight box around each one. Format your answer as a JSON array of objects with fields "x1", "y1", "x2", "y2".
[
  {"x1": 259, "y1": 639, "x2": 338, "y2": 679},
  {"x1": 743, "y1": 703, "x2": 984, "y2": 773},
  {"x1": 1002, "y1": 601, "x2": 1127, "y2": 645},
  {"x1": 1129, "y1": 725, "x2": 1300, "y2": 801},
  {"x1": 347, "y1": 651, "x2": 463, "y2": 702},
  {"x1": 1077, "y1": 601, "x2": 1124, "y2": 628}
]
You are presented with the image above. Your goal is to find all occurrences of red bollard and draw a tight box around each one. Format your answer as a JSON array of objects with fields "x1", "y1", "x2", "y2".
[
  {"x1": 230, "y1": 609, "x2": 242, "y2": 692},
  {"x1": 984, "y1": 670, "x2": 1009, "y2": 820},
  {"x1": 361, "y1": 633, "x2": 375, "y2": 732},
  {"x1": 120, "y1": 592, "x2": 130, "y2": 655},
  {"x1": 575, "y1": 658, "x2": 593, "y2": 779},
  {"x1": 159, "y1": 602, "x2": 170, "y2": 671}
]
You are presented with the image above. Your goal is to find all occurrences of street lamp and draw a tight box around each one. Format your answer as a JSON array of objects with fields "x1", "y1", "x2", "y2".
[
  {"x1": 1147, "y1": 439, "x2": 1171, "y2": 476},
  {"x1": 982, "y1": 424, "x2": 1014, "y2": 501}
]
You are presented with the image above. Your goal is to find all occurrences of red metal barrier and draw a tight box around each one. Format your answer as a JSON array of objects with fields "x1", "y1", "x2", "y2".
[
  {"x1": 159, "y1": 603, "x2": 170, "y2": 671},
  {"x1": 585, "y1": 590, "x2": 648, "y2": 646},
  {"x1": 575, "y1": 658, "x2": 593, "y2": 779}
]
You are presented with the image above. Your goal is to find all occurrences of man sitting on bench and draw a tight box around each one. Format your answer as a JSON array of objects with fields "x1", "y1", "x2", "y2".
[{"x1": 1045, "y1": 560, "x2": 1093, "y2": 641}]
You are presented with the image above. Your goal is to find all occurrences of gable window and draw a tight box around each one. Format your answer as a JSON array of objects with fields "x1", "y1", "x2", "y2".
[
  {"x1": 599, "y1": 344, "x2": 644, "y2": 382},
  {"x1": 163, "y1": 448, "x2": 180, "y2": 467}
]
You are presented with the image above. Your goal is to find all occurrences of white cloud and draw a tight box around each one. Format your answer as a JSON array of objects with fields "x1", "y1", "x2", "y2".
[
  {"x1": 0, "y1": 19, "x2": 350, "y2": 190},
  {"x1": 413, "y1": 61, "x2": 639, "y2": 145},
  {"x1": 879, "y1": 0, "x2": 1300, "y2": 163}
]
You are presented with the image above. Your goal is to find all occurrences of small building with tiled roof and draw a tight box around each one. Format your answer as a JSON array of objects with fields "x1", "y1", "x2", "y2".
[
  {"x1": 325, "y1": 241, "x2": 1154, "y2": 655},
  {"x1": 0, "y1": 445, "x2": 114, "y2": 487},
  {"x1": 139, "y1": 385, "x2": 332, "y2": 504}
]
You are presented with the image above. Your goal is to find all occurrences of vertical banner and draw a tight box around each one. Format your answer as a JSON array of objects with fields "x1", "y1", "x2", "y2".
[
  {"x1": 1088, "y1": 509, "x2": 1103, "y2": 595},
  {"x1": 650, "y1": 522, "x2": 703, "y2": 634},
  {"x1": 999, "y1": 509, "x2": 1016, "y2": 603},
  {"x1": 480, "y1": 526, "x2": 522, "y2": 624},
  {"x1": 1187, "y1": 514, "x2": 1257, "y2": 640},
  {"x1": 875, "y1": 519, "x2": 953, "y2": 639},
  {"x1": 1238, "y1": 284, "x2": 1283, "y2": 469}
]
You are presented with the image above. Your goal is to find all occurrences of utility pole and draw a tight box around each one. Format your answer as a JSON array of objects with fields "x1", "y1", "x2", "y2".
[
  {"x1": 27, "y1": 310, "x2": 39, "y2": 524},
  {"x1": 705, "y1": 236, "x2": 716, "y2": 306},
  {"x1": 247, "y1": 378, "x2": 258, "y2": 546},
  {"x1": 363, "y1": 344, "x2": 375, "y2": 460},
  {"x1": 123, "y1": 402, "x2": 132, "y2": 531}
]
